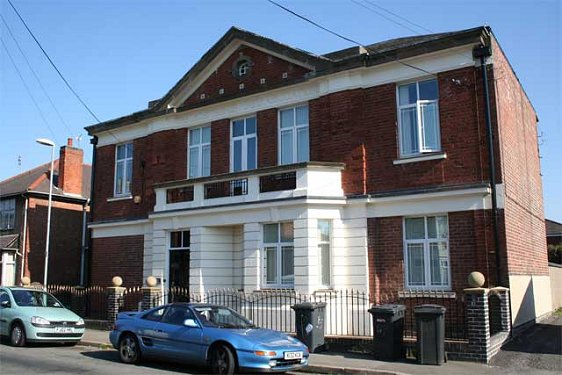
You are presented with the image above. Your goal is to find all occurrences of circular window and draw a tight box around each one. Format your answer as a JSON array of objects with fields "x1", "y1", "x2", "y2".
[
  {"x1": 232, "y1": 56, "x2": 253, "y2": 79},
  {"x1": 238, "y1": 61, "x2": 250, "y2": 77}
]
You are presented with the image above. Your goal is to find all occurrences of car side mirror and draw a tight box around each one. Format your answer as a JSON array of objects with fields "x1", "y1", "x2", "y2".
[
  {"x1": 1, "y1": 300, "x2": 10, "y2": 308},
  {"x1": 184, "y1": 318, "x2": 199, "y2": 328}
]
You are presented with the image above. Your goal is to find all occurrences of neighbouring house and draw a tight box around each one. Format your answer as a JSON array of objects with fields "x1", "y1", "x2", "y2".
[
  {"x1": 85, "y1": 26, "x2": 551, "y2": 330},
  {"x1": 0, "y1": 139, "x2": 91, "y2": 286},
  {"x1": 546, "y1": 218, "x2": 562, "y2": 263}
]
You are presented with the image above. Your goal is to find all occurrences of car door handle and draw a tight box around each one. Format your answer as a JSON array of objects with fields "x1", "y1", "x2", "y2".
[{"x1": 156, "y1": 329, "x2": 163, "y2": 333}]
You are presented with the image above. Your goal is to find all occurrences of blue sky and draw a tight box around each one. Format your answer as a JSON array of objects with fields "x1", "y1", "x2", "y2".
[{"x1": 1, "y1": 0, "x2": 560, "y2": 222}]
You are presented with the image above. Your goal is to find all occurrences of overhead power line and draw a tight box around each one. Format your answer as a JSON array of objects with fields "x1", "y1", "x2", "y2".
[
  {"x1": 7, "y1": 0, "x2": 101, "y2": 123},
  {"x1": 266, "y1": 0, "x2": 435, "y2": 76},
  {"x1": 351, "y1": 0, "x2": 424, "y2": 35},
  {"x1": 361, "y1": 0, "x2": 433, "y2": 34},
  {"x1": 1, "y1": 14, "x2": 74, "y2": 136},
  {"x1": 1, "y1": 38, "x2": 60, "y2": 143},
  {"x1": 351, "y1": 0, "x2": 474, "y2": 60}
]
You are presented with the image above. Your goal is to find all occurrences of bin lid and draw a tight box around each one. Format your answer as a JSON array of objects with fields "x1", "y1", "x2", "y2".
[
  {"x1": 414, "y1": 304, "x2": 446, "y2": 314},
  {"x1": 368, "y1": 304, "x2": 406, "y2": 314},
  {"x1": 291, "y1": 302, "x2": 327, "y2": 310}
]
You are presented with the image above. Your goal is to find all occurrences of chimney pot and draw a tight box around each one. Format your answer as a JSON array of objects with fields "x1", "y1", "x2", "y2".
[{"x1": 67, "y1": 138, "x2": 73, "y2": 147}]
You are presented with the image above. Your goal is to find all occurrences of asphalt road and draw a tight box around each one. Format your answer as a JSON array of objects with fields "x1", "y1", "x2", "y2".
[
  {"x1": 0, "y1": 343, "x2": 208, "y2": 375},
  {"x1": 490, "y1": 314, "x2": 562, "y2": 373}
]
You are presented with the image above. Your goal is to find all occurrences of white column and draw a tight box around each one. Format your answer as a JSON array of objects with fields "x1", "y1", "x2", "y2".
[
  {"x1": 188, "y1": 227, "x2": 204, "y2": 293},
  {"x1": 293, "y1": 217, "x2": 317, "y2": 294},
  {"x1": 242, "y1": 223, "x2": 261, "y2": 292}
]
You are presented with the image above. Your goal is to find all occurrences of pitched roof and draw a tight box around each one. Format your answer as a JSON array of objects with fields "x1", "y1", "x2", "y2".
[
  {"x1": 546, "y1": 219, "x2": 562, "y2": 236},
  {"x1": 0, "y1": 161, "x2": 91, "y2": 199},
  {"x1": 0, "y1": 234, "x2": 19, "y2": 249},
  {"x1": 85, "y1": 26, "x2": 488, "y2": 135}
]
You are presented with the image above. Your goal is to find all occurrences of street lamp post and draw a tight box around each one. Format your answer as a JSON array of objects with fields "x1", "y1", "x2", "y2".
[{"x1": 36, "y1": 138, "x2": 55, "y2": 287}]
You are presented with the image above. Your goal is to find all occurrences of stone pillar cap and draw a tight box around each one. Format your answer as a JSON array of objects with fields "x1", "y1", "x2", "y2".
[{"x1": 489, "y1": 286, "x2": 509, "y2": 291}]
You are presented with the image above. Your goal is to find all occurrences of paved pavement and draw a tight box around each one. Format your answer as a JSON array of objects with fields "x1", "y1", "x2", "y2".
[{"x1": 80, "y1": 319, "x2": 562, "y2": 375}]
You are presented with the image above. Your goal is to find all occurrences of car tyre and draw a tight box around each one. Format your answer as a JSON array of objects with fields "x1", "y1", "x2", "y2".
[
  {"x1": 10, "y1": 323, "x2": 26, "y2": 347},
  {"x1": 118, "y1": 333, "x2": 141, "y2": 364},
  {"x1": 211, "y1": 344, "x2": 237, "y2": 375}
]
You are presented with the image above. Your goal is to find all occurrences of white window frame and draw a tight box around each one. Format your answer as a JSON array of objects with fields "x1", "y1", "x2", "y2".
[
  {"x1": 403, "y1": 215, "x2": 451, "y2": 290},
  {"x1": 188, "y1": 126, "x2": 211, "y2": 179},
  {"x1": 262, "y1": 222, "x2": 294, "y2": 288},
  {"x1": 317, "y1": 220, "x2": 332, "y2": 288},
  {"x1": 230, "y1": 116, "x2": 257, "y2": 172},
  {"x1": 165, "y1": 230, "x2": 190, "y2": 303},
  {"x1": 0, "y1": 199, "x2": 16, "y2": 230},
  {"x1": 114, "y1": 143, "x2": 133, "y2": 197},
  {"x1": 278, "y1": 104, "x2": 309, "y2": 165},
  {"x1": 396, "y1": 79, "x2": 441, "y2": 157}
]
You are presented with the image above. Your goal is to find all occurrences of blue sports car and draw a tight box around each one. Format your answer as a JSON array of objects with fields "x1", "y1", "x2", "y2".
[{"x1": 109, "y1": 303, "x2": 309, "y2": 374}]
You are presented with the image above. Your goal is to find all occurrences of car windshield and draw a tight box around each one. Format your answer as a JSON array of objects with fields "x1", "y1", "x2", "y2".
[
  {"x1": 192, "y1": 306, "x2": 254, "y2": 329},
  {"x1": 12, "y1": 290, "x2": 63, "y2": 308}
]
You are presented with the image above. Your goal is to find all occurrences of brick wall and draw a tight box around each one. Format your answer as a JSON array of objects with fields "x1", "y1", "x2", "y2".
[
  {"x1": 24, "y1": 197, "x2": 84, "y2": 285},
  {"x1": 491, "y1": 39, "x2": 548, "y2": 276},
  {"x1": 93, "y1": 128, "x2": 187, "y2": 222},
  {"x1": 90, "y1": 235, "x2": 144, "y2": 287},
  {"x1": 257, "y1": 108, "x2": 278, "y2": 168},
  {"x1": 367, "y1": 210, "x2": 498, "y2": 300},
  {"x1": 211, "y1": 119, "x2": 230, "y2": 175},
  {"x1": 182, "y1": 45, "x2": 311, "y2": 107}
]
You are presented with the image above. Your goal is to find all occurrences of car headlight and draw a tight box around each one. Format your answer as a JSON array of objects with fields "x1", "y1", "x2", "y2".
[
  {"x1": 31, "y1": 316, "x2": 51, "y2": 325},
  {"x1": 76, "y1": 318, "x2": 84, "y2": 326}
]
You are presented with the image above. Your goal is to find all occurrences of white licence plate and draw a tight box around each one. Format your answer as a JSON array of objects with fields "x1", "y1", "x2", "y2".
[
  {"x1": 284, "y1": 351, "x2": 303, "y2": 360},
  {"x1": 54, "y1": 327, "x2": 74, "y2": 334}
]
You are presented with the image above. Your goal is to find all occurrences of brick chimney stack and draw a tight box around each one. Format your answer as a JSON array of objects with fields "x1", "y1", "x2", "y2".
[{"x1": 58, "y1": 138, "x2": 83, "y2": 195}]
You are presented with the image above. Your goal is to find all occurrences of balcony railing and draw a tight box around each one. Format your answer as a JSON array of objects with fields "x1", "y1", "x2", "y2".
[{"x1": 153, "y1": 162, "x2": 345, "y2": 213}]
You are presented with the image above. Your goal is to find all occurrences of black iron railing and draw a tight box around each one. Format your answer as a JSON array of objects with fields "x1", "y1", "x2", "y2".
[
  {"x1": 260, "y1": 172, "x2": 297, "y2": 193},
  {"x1": 167, "y1": 186, "x2": 194, "y2": 203},
  {"x1": 204, "y1": 178, "x2": 248, "y2": 199}
]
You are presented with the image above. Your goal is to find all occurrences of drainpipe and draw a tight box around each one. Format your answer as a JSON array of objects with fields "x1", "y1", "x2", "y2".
[
  {"x1": 473, "y1": 43, "x2": 502, "y2": 287},
  {"x1": 20, "y1": 195, "x2": 29, "y2": 283},
  {"x1": 79, "y1": 199, "x2": 89, "y2": 286},
  {"x1": 85, "y1": 135, "x2": 98, "y2": 286}
]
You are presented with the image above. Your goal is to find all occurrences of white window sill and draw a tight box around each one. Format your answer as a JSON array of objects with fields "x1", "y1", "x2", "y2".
[
  {"x1": 399, "y1": 290, "x2": 455, "y2": 298},
  {"x1": 393, "y1": 152, "x2": 447, "y2": 165},
  {"x1": 107, "y1": 195, "x2": 133, "y2": 202}
]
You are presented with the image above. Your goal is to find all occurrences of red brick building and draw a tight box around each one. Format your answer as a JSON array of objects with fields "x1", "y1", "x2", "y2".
[
  {"x1": 0, "y1": 139, "x2": 91, "y2": 286},
  {"x1": 85, "y1": 26, "x2": 551, "y2": 329}
]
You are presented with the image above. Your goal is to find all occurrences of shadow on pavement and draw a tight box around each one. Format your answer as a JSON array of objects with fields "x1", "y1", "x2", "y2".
[
  {"x1": 500, "y1": 323, "x2": 562, "y2": 355},
  {"x1": 80, "y1": 350, "x2": 208, "y2": 374}
]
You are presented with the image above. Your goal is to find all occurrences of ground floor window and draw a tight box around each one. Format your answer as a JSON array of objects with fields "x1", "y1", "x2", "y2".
[
  {"x1": 317, "y1": 220, "x2": 331, "y2": 287},
  {"x1": 403, "y1": 215, "x2": 450, "y2": 289},
  {"x1": 263, "y1": 222, "x2": 294, "y2": 287}
]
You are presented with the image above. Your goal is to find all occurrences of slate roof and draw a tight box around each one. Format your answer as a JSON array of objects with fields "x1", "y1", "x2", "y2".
[
  {"x1": 0, "y1": 234, "x2": 19, "y2": 249},
  {"x1": 85, "y1": 26, "x2": 489, "y2": 135},
  {"x1": 546, "y1": 219, "x2": 562, "y2": 236},
  {"x1": 0, "y1": 161, "x2": 91, "y2": 199}
]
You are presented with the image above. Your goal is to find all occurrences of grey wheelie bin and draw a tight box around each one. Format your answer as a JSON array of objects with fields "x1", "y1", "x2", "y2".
[
  {"x1": 368, "y1": 304, "x2": 406, "y2": 361},
  {"x1": 291, "y1": 302, "x2": 326, "y2": 352},
  {"x1": 414, "y1": 304, "x2": 446, "y2": 365}
]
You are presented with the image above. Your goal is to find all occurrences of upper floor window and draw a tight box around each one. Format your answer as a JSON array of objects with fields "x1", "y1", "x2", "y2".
[
  {"x1": 404, "y1": 215, "x2": 450, "y2": 289},
  {"x1": 114, "y1": 143, "x2": 133, "y2": 196},
  {"x1": 0, "y1": 199, "x2": 16, "y2": 230},
  {"x1": 397, "y1": 79, "x2": 440, "y2": 157},
  {"x1": 189, "y1": 126, "x2": 211, "y2": 179},
  {"x1": 231, "y1": 116, "x2": 257, "y2": 172},
  {"x1": 263, "y1": 222, "x2": 294, "y2": 287},
  {"x1": 279, "y1": 105, "x2": 309, "y2": 165}
]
